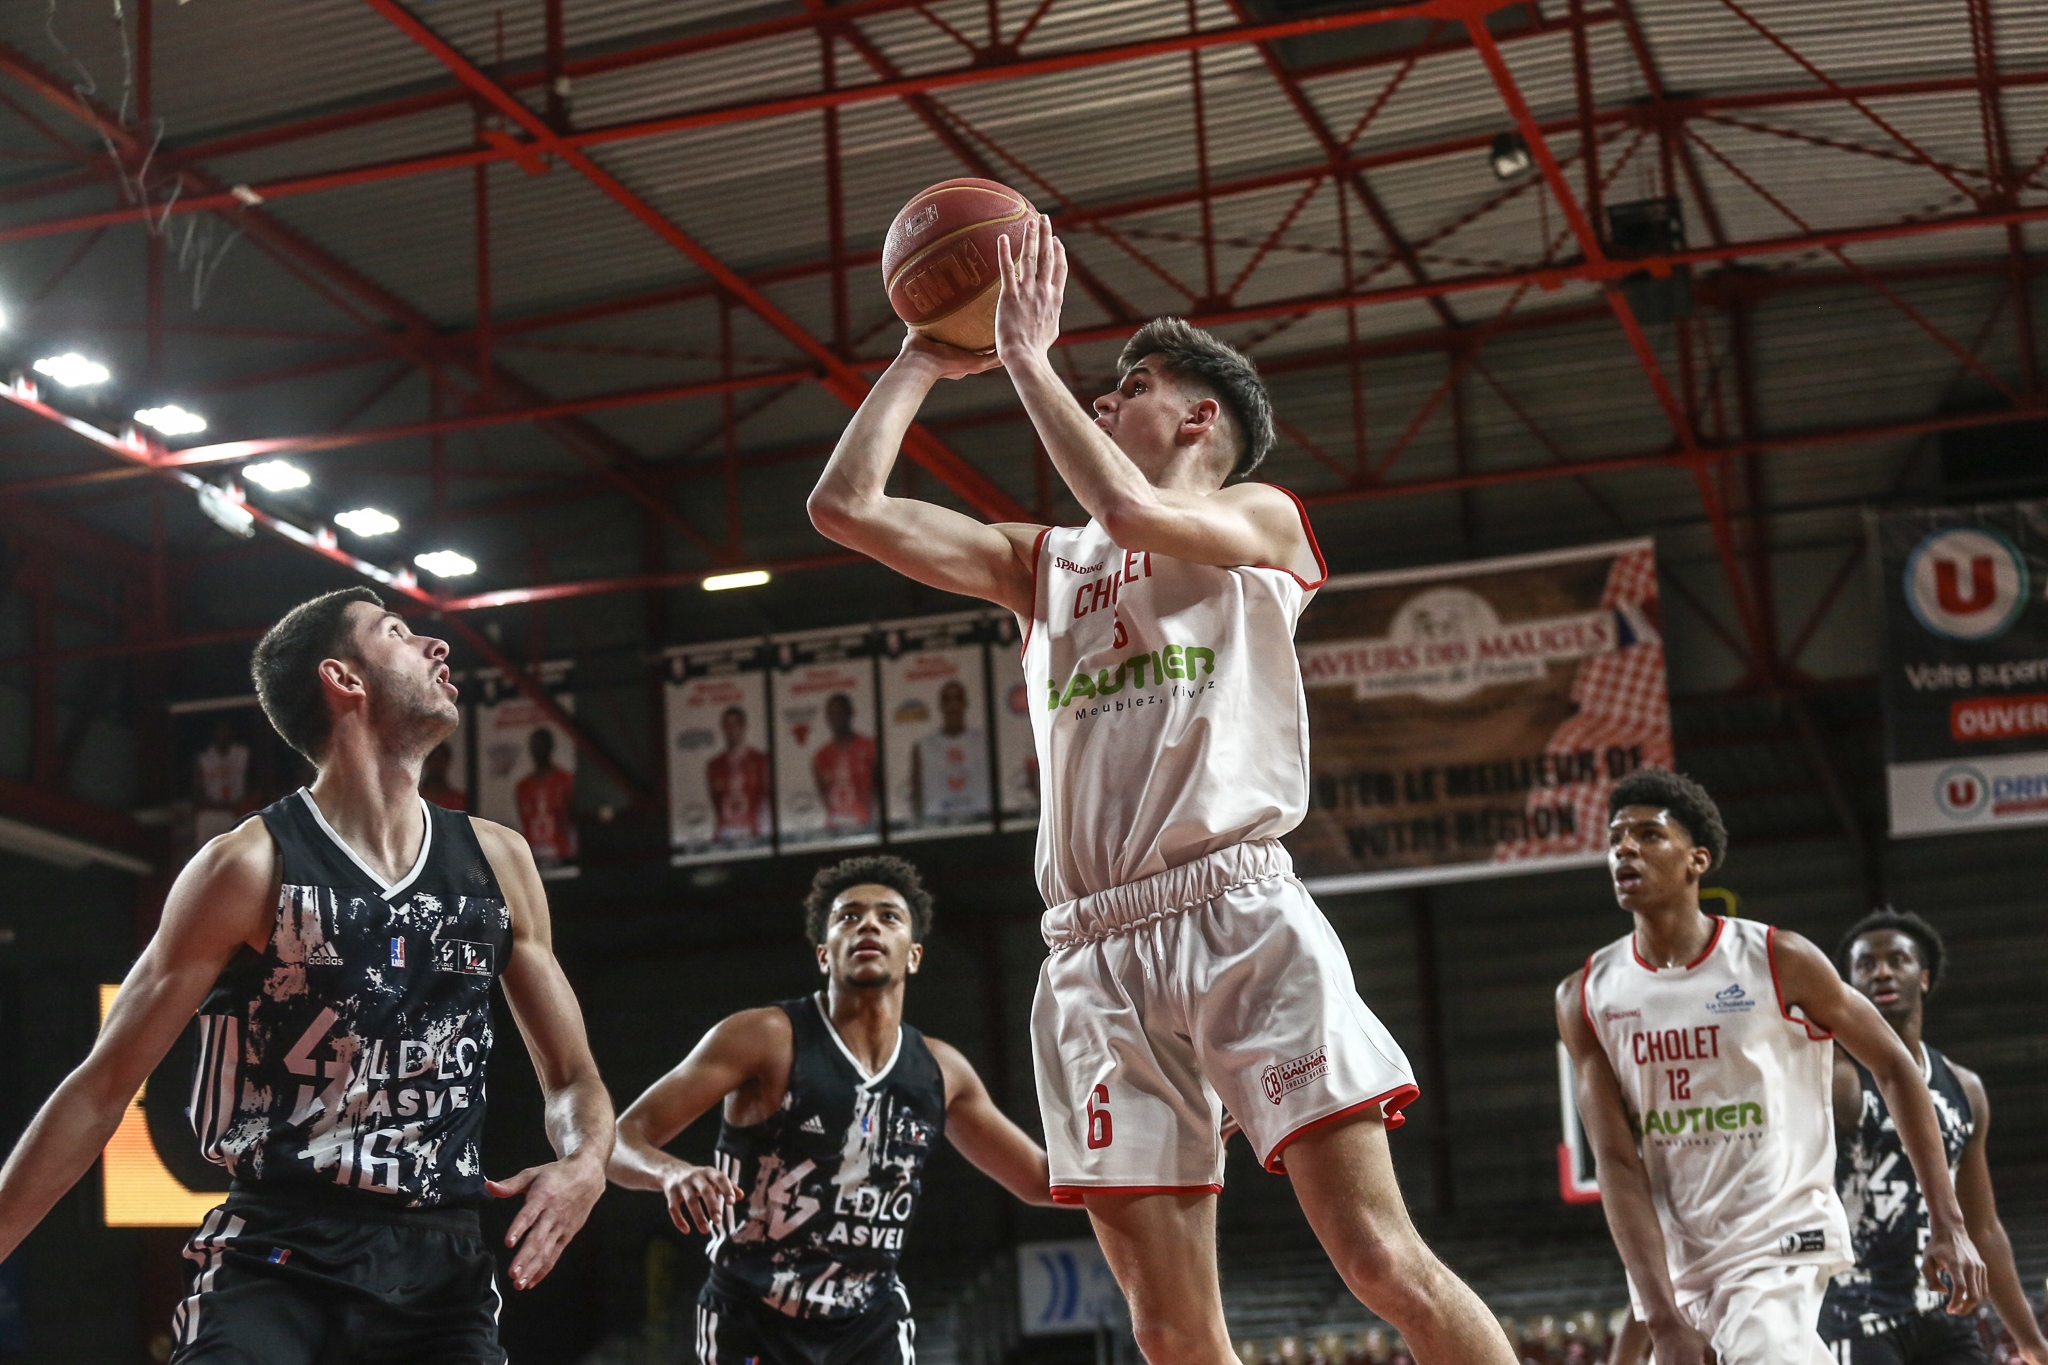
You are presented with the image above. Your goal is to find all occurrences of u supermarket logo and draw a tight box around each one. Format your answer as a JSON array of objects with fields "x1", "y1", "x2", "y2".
[
  {"x1": 1935, "y1": 765, "x2": 1988, "y2": 819},
  {"x1": 1904, "y1": 528, "x2": 2029, "y2": 642}
]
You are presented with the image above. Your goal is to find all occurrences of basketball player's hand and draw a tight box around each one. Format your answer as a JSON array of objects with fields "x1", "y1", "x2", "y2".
[
  {"x1": 661, "y1": 1161, "x2": 743, "y2": 1236},
  {"x1": 487, "y1": 1153, "x2": 606, "y2": 1290},
  {"x1": 1921, "y1": 1222, "x2": 1986, "y2": 1316},
  {"x1": 897, "y1": 328, "x2": 1003, "y2": 379},
  {"x1": 993, "y1": 213, "x2": 1067, "y2": 365},
  {"x1": 1646, "y1": 1318, "x2": 1713, "y2": 1365}
]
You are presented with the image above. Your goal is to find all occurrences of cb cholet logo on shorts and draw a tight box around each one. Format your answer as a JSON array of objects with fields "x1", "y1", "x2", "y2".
[{"x1": 1261, "y1": 1047, "x2": 1329, "y2": 1104}]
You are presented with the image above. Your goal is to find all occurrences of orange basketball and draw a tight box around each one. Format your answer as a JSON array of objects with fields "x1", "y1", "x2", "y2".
[{"x1": 882, "y1": 178, "x2": 1035, "y2": 352}]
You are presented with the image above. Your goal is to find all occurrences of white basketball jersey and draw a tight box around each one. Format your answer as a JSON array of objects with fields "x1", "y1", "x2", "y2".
[
  {"x1": 1021, "y1": 504, "x2": 1326, "y2": 905},
  {"x1": 1581, "y1": 916, "x2": 1850, "y2": 1296}
]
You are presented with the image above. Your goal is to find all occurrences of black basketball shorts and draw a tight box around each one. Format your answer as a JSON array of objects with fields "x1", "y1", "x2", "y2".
[
  {"x1": 695, "y1": 1280, "x2": 915, "y2": 1365},
  {"x1": 169, "y1": 1185, "x2": 504, "y2": 1365},
  {"x1": 1825, "y1": 1311, "x2": 1989, "y2": 1365}
]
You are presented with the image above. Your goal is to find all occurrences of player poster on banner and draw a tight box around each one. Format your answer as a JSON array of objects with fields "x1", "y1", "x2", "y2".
[
  {"x1": 665, "y1": 642, "x2": 775, "y2": 864},
  {"x1": 1287, "y1": 537, "x2": 1672, "y2": 891},
  {"x1": 772, "y1": 630, "x2": 882, "y2": 853},
  {"x1": 1874, "y1": 500, "x2": 2048, "y2": 836},
  {"x1": 879, "y1": 615, "x2": 994, "y2": 840},
  {"x1": 473, "y1": 663, "x2": 579, "y2": 875},
  {"x1": 990, "y1": 616, "x2": 1040, "y2": 830}
]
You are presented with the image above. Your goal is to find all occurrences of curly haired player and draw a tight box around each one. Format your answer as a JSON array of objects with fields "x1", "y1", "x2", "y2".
[
  {"x1": 608, "y1": 855, "x2": 1054, "y2": 1365},
  {"x1": 1559, "y1": 769, "x2": 1985, "y2": 1365},
  {"x1": 808, "y1": 213, "x2": 1513, "y2": 1365}
]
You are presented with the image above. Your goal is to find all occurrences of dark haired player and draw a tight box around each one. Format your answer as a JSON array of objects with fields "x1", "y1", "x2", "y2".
[
  {"x1": 1822, "y1": 909, "x2": 2048, "y2": 1365},
  {"x1": 0, "y1": 587, "x2": 614, "y2": 1362},
  {"x1": 1559, "y1": 770, "x2": 1984, "y2": 1365},
  {"x1": 609, "y1": 855, "x2": 1055, "y2": 1364},
  {"x1": 809, "y1": 215, "x2": 1513, "y2": 1365}
]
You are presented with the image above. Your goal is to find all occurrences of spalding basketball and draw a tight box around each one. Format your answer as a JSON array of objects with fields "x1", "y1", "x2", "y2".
[{"x1": 882, "y1": 178, "x2": 1035, "y2": 351}]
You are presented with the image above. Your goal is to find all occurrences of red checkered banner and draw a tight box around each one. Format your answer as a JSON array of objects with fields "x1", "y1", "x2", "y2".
[{"x1": 1286, "y1": 538, "x2": 1674, "y2": 893}]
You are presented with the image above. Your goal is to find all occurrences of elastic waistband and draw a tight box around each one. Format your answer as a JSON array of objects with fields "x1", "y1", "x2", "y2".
[
  {"x1": 227, "y1": 1179, "x2": 482, "y2": 1232},
  {"x1": 1041, "y1": 840, "x2": 1292, "y2": 951}
]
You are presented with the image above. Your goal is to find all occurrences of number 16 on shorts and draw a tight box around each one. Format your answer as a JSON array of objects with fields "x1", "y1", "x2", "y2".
[{"x1": 1086, "y1": 1084, "x2": 1113, "y2": 1149}]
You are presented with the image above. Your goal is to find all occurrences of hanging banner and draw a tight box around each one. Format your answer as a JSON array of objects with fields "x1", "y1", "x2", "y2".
[
  {"x1": 1287, "y1": 537, "x2": 1672, "y2": 892},
  {"x1": 665, "y1": 642, "x2": 776, "y2": 864},
  {"x1": 473, "y1": 663, "x2": 579, "y2": 874},
  {"x1": 1875, "y1": 500, "x2": 2048, "y2": 836},
  {"x1": 990, "y1": 616, "x2": 1040, "y2": 831},
  {"x1": 879, "y1": 615, "x2": 995, "y2": 840},
  {"x1": 772, "y1": 630, "x2": 882, "y2": 853}
]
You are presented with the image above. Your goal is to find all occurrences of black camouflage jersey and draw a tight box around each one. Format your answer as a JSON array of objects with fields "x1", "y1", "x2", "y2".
[
  {"x1": 1820, "y1": 1044, "x2": 1975, "y2": 1340},
  {"x1": 706, "y1": 996, "x2": 947, "y2": 1321},
  {"x1": 189, "y1": 790, "x2": 511, "y2": 1207}
]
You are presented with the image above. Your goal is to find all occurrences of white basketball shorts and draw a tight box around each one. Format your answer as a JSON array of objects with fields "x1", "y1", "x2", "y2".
[
  {"x1": 1628, "y1": 1262, "x2": 1836, "y2": 1365},
  {"x1": 1030, "y1": 839, "x2": 1417, "y2": 1204}
]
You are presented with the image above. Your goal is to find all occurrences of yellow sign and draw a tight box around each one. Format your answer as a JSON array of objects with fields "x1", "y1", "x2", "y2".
[{"x1": 99, "y1": 984, "x2": 221, "y2": 1228}]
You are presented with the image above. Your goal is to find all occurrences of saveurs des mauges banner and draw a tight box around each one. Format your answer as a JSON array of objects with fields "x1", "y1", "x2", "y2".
[
  {"x1": 1875, "y1": 500, "x2": 2048, "y2": 837},
  {"x1": 1287, "y1": 538, "x2": 1674, "y2": 892}
]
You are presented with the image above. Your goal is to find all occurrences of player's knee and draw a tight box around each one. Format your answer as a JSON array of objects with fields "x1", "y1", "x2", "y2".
[
  {"x1": 1331, "y1": 1233, "x2": 1441, "y2": 1314},
  {"x1": 1128, "y1": 1313, "x2": 1221, "y2": 1365}
]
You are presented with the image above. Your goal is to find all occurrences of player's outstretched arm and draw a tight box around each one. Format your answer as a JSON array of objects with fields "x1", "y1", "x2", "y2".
[
  {"x1": 994, "y1": 215, "x2": 1309, "y2": 572},
  {"x1": 1774, "y1": 930, "x2": 1987, "y2": 1315},
  {"x1": 927, "y1": 1037, "x2": 1058, "y2": 1208},
  {"x1": 610, "y1": 1007, "x2": 791, "y2": 1234},
  {"x1": 807, "y1": 333, "x2": 1042, "y2": 616},
  {"x1": 1555, "y1": 972, "x2": 1712, "y2": 1365},
  {"x1": 1951, "y1": 1066, "x2": 2048, "y2": 1364},
  {"x1": 476, "y1": 818, "x2": 615, "y2": 1291},
  {"x1": 0, "y1": 819, "x2": 275, "y2": 1262}
]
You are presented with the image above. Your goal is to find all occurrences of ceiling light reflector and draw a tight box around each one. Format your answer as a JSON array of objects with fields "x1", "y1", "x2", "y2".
[
  {"x1": 333, "y1": 507, "x2": 400, "y2": 537},
  {"x1": 135, "y1": 404, "x2": 208, "y2": 436},
  {"x1": 241, "y1": 460, "x2": 309, "y2": 491},
  {"x1": 33, "y1": 353, "x2": 110, "y2": 387},
  {"x1": 413, "y1": 550, "x2": 476, "y2": 578},
  {"x1": 703, "y1": 569, "x2": 771, "y2": 592}
]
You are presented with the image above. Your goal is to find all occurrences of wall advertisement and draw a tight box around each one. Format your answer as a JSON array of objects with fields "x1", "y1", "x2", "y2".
[
  {"x1": 1875, "y1": 500, "x2": 2048, "y2": 837},
  {"x1": 1286, "y1": 537, "x2": 1673, "y2": 892},
  {"x1": 664, "y1": 641, "x2": 775, "y2": 865},
  {"x1": 472, "y1": 662, "x2": 579, "y2": 876},
  {"x1": 879, "y1": 615, "x2": 995, "y2": 841},
  {"x1": 771, "y1": 629, "x2": 884, "y2": 854}
]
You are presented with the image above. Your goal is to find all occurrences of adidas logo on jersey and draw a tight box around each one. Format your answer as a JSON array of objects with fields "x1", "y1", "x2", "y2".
[
  {"x1": 800, "y1": 1116, "x2": 826, "y2": 1134},
  {"x1": 304, "y1": 943, "x2": 344, "y2": 966}
]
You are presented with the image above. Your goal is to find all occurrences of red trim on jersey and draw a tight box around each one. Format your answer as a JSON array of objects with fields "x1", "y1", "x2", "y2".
[
  {"x1": 1766, "y1": 924, "x2": 1834, "y2": 1041},
  {"x1": 1020, "y1": 524, "x2": 1055, "y2": 657},
  {"x1": 1048, "y1": 1182, "x2": 1223, "y2": 1207},
  {"x1": 1578, "y1": 955, "x2": 1597, "y2": 1037},
  {"x1": 1629, "y1": 914, "x2": 1725, "y2": 972},
  {"x1": 1251, "y1": 483, "x2": 1329, "y2": 590},
  {"x1": 1261, "y1": 1083, "x2": 1421, "y2": 1174}
]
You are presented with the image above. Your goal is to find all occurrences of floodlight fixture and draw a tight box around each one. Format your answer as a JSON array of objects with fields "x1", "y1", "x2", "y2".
[
  {"x1": 33, "y1": 352, "x2": 110, "y2": 387},
  {"x1": 333, "y1": 507, "x2": 400, "y2": 537},
  {"x1": 241, "y1": 460, "x2": 309, "y2": 492},
  {"x1": 135, "y1": 404, "x2": 208, "y2": 436},
  {"x1": 413, "y1": 550, "x2": 477, "y2": 578},
  {"x1": 194, "y1": 482, "x2": 255, "y2": 539},
  {"x1": 703, "y1": 569, "x2": 771, "y2": 592},
  {"x1": 1490, "y1": 132, "x2": 1533, "y2": 180}
]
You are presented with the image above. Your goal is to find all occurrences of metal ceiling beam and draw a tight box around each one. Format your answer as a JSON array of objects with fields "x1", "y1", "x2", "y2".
[{"x1": 360, "y1": 0, "x2": 1030, "y2": 524}]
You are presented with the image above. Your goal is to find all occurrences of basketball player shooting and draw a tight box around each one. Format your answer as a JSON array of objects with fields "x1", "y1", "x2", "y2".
[
  {"x1": 809, "y1": 214, "x2": 1515, "y2": 1365},
  {"x1": 0, "y1": 588, "x2": 615, "y2": 1363},
  {"x1": 1558, "y1": 770, "x2": 1986, "y2": 1365}
]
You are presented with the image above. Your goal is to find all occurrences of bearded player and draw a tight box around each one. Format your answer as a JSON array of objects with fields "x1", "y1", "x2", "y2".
[
  {"x1": 0, "y1": 588, "x2": 613, "y2": 1362},
  {"x1": 608, "y1": 855, "x2": 1055, "y2": 1364},
  {"x1": 1558, "y1": 770, "x2": 1985, "y2": 1365},
  {"x1": 1822, "y1": 909, "x2": 2048, "y2": 1365},
  {"x1": 808, "y1": 215, "x2": 1513, "y2": 1365}
]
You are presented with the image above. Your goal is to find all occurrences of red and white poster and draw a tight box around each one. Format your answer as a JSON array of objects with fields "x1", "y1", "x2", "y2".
[
  {"x1": 772, "y1": 629, "x2": 882, "y2": 853},
  {"x1": 473, "y1": 662, "x2": 578, "y2": 875},
  {"x1": 879, "y1": 615, "x2": 993, "y2": 841},
  {"x1": 665, "y1": 642, "x2": 775, "y2": 864},
  {"x1": 1287, "y1": 538, "x2": 1673, "y2": 892},
  {"x1": 989, "y1": 616, "x2": 1039, "y2": 831}
]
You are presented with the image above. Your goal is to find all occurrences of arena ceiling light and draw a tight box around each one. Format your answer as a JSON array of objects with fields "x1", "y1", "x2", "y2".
[
  {"x1": 32, "y1": 352, "x2": 110, "y2": 387},
  {"x1": 240, "y1": 460, "x2": 309, "y2": 492},
  {"x1": 1489, "y1": 132, "x2": 1532, "y2": 180},
  {"x1": 703, "y1": 569, "x2": 771, "y2": 591},
  {"x1": 333, "y1": 507, "x2": 400, "y2": 537},
  {"x1": 134, "y1": 404, "x2": 208, "y2": 437},
  {"x1": 413, "y1": 550, "x2": 476, "y2": 578}
]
